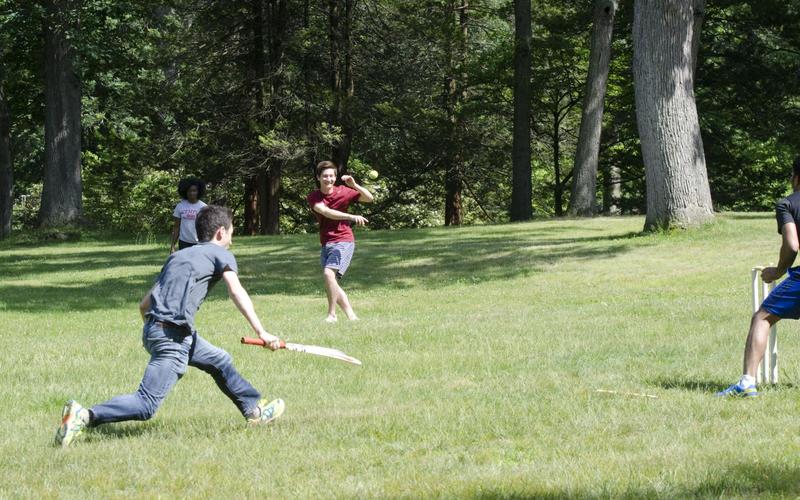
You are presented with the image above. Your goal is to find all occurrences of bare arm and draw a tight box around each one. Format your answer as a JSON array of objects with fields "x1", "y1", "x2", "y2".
[
  {"x1": 170, "y1": 218, "x2": 180, "y2": 253},
  {"x1": 312, "y1": 203, "x2": 368, "y2": 226},
  {"x1": 762, "y1": 222, "x2": 799, "y2": 283},
  {"x1": 222, "y1": 269, "x2": 281, "y2": 349},
  {"x1": 139, "y1": 286, "x2": 154, "y2": 322},
  {"x1": 342, "y1": 175, "x2": 374, "y2": 203}
]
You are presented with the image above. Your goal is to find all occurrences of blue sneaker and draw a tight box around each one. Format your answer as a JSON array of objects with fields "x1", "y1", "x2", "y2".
[{"x1": 715, "y1": 382, "x2": 759, "y2": 397}]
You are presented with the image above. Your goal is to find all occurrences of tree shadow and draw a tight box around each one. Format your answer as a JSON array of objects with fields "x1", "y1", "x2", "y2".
[
  {"x1": 650, "y1": 377, "x2": 798, "y2": 393},
  {"x1": 466, "y1": 462, "x2": 800, "y2": 498},
  {"x1": 1, "y1": 225, "x2": 648, "y2": 311},
  {"x1": 236, "y1": 228, "x2": 647, "y2": 296}
]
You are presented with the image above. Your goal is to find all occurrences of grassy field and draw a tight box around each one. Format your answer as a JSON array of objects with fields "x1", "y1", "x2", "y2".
[{"x1": 2, "y1": 213, "x2": 800, "y2": 498}]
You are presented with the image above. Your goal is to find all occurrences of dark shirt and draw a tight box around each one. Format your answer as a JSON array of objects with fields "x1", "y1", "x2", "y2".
[
  {"x1": 775, "y1": 191, "x2": 800, "y2": 234},
  {"x1": 147, "y1": 242, "x2": 238, "y2": 331}
]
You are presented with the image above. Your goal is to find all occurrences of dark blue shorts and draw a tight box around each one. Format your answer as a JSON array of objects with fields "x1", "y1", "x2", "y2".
[{"x1": 762, "y1": 267, "x2": 800, "y2": 319}]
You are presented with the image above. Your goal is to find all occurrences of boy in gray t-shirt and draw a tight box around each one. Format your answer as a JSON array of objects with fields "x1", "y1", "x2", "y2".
[{"x1": 56, "y1": 206, "x2": 284, "y2": 447}]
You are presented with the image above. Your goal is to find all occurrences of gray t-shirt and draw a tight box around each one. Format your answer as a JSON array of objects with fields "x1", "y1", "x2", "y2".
[{"x1": 147, "y1": 242, "x2": 238, "y2": 331}]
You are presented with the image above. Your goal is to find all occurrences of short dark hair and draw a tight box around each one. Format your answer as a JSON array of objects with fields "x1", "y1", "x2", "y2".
[
  {"x1": 315, "y1": 160, "x2": 338, "y2": 178},
  {"x1": 793, "y1": 157, "x2": 800, "y2": 179},
  {"x1": 178, "y1": 177, "x2": 206, "y2": 200},
  {"x1": 196, "y1": 205, "x2": 233, "y2": 242}
]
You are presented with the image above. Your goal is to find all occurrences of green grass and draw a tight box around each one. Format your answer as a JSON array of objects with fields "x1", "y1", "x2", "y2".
[{"x1": 2, "y1": 213, "x2": 800, "y2": 498}]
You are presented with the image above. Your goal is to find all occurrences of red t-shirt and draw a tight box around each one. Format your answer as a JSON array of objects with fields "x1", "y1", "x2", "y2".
[{"x1": 307, "y1": 185, "x2": 362, "y2": 245}]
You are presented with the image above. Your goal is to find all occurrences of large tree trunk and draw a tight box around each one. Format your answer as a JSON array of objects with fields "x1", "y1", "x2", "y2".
[
  {"x1": 568, "y1": 0, "x2": 617, "y2": 217},
  {"x1": 690, "y1": 0, "x2": 705, "y2": 85},
  {"x1": 633, "y1": 0, "x2": 713, "y2": 230},
  {"x1": 260, "y1": 0, "x2": 288, "y2": 235},
  {"x1": 329, "y1": 0, "x2": 354, "y2": 173},
  {"x1": 0, "y1": 80, "x2": 12, "y2": 239},
  {"x1": 510, "y1": 0, "x2": 532, "y2": 222},
  {"x1": 247, "y1": 0, "x2": 286, "y2": 235},
  {"x1": 444, "y1": 0, "x2": 467, "y2": 226},
  {"x1": 40, "y1": 0, "x2": 82, "y2": 227}
]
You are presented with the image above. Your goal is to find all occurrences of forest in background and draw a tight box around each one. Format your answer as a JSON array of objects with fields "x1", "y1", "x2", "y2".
[{"x1": 0, "y1": 0, "x2": 798, "y2": 236}]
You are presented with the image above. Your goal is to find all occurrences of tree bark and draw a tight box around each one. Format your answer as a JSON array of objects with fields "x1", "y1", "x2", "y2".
[
  {"x1": 260, "y1": 0, "x2": 288, "y2": 235},
  {"x1": 329, "y1": 0, "x2": 354, "y2": 173},
  {"x1": 690, "y1": 0, "x2": 705, "y2": 85},
  {"x1": 510, "y1": 0, "x2": 532, "y2": 222},
  {"x1": 444, "y1": 0, "x2": 467, "y2": 226},
  {"x1": 40, "y1": 0, "x2": 82, "y2": 227},
  {"x1": 568, "y1": 0, "x2": 617, "y2": 217},
  {"x1": 601, "y1": 161, "x2": 621, "y2": 215},
  {"x1": 552, "y1": 111, "x2": 563, "y2": 216},
  {"x1": 633, "y1": 0, "x2": 713, "y2": 230},
  {"x1": 0, "y1": 80, "x2": 12, "y2": 239},
  {"x1": 244, "y1": 177, "x2": 259, "y2": 235}
]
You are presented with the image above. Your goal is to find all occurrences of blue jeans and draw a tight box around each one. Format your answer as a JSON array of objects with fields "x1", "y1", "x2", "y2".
[{"x1": 89, "y1": 320, "x2": 262, "y2": 424}]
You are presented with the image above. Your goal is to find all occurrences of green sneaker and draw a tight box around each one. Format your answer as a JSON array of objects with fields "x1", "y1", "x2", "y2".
[
  {"x1": 247, "y1": 398, "x2": 285, "y2": 426},
  {"x1": 55, "y1": 400, "x2": 90, "y2": 448}
]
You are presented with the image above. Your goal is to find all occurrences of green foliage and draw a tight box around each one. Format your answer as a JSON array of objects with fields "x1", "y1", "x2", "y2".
[
  {"x1": 2, "y1": 0, "x2": 799, "y2": 233},
  {"x1": 121, "y1": 170, "x2": 182, "y2": 234}
]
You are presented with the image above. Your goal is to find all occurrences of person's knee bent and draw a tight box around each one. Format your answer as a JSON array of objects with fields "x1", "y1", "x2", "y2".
[{"x1": 754, "y1": 308, "x2": 779, "y2": 326}]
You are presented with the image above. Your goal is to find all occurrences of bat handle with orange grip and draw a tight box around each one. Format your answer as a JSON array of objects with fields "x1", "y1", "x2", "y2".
[{"x1": 240, "y1": 337, "x2": 286, "y2": 349}]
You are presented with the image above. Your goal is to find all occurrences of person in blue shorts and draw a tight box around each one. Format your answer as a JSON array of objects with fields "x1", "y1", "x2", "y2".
[
  {"x1": 55, "y1": 206, "x2": 285, "y2": 447},
  {"x1": 717, "y1": 157, "x2": 800, "y2": 397}
]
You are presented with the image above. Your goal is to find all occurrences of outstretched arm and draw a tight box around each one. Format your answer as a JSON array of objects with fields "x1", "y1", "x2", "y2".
[
  {"x1": 222, "y1": 269, "x2": 281, "y2": 349},
  {"x1": 762, "y1": 222, "x2": 799, "y2": 283},
  {"x1": 342, "y1": 175, "x2": 374, "y2": 203},
  {"x1": 170, "y1": 218, "x2": 180, "y2": 253},
  {"x1": 312, "y1": 203, "x2": 369, "y2": 226}
]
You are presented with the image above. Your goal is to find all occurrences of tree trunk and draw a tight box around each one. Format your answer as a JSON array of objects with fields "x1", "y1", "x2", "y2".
[
  {"x1": 245, "y1": 0, "x2": 267, "y2": 235},
  {"x1": 244, "y1": 177, "x2": 259, "y2": 235},
  {"x1": 568, "y1": 0, "x2": 617, "y2": 217},
  {"x1": 633, "y1": 0, "x2": 713, "y2": 230},
  {"x1": 40, "y1": 0, "x2": 82, "y2": 227},
  {"x1": 552, "y1": 113, "x2": 563, "y2": 216},
  {"x1": 444, "y1": 0, "x2": 467, "y2": 226},
  {"x1": 329, "y1": 0, "x2": 354, "y2": 173},
  {"x1": 260, "y1": 0, "x2": 288, "y2": 235},
  {"x1": 258, "y1": 164, "x2": 281, "y2": 235},
  {"x1": 0, "y1": 80, "x2": 12, "y2": 239},
  {"x1": 601, "y1": 161, "x2": 622, "y2": 215},
  {"x1": 510, "y1": 0, "x2": 532, "y2": 222},
  {"x1": 690, "y1": 0, "x2": 705, "y2": 85}
]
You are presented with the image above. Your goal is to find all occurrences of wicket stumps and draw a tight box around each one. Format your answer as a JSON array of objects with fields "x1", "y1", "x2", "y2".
[{"x1": 752, "y1": 266, "x2": 778, "y2": 385}]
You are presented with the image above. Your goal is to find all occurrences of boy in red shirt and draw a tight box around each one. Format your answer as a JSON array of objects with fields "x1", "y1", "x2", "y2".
[{"x1": 307, "y1": 161, "x2": 374, "y2": 322}]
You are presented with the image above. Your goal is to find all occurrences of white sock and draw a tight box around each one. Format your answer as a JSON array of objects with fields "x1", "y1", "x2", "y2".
[{"x1": 740, "y1": 374, "x2": 756, "y2": 387}]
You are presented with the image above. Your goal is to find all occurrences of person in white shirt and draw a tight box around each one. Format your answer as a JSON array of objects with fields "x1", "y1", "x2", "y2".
[{"x1": 170, "y1": 178, "x2": 207, "y2": 252}]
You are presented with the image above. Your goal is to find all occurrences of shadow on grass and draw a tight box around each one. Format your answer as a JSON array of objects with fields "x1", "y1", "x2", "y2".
[
  {"x1": 649, "y1": 378, "x2": 732, "y2": 393},
  {"x1": 1, "y1": 225, "x2": 648, "y2": 311},
  {"x1": 466, "y1": 462, "x2": 800, "y2": 497},
  {"x1": 237, "y1": 229, "x2": 646, "y2": 296},
  {"x1": 651, "y1": 377, "x2": 798, "y2": 393}
]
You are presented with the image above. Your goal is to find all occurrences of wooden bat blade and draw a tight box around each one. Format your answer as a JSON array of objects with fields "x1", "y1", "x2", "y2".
[
  {"x1": 240, "y1": 337, "x2": 362, "y2": 366},
  {"x1": 284, "y1": 342, "x2": 362, "y2": 366}
]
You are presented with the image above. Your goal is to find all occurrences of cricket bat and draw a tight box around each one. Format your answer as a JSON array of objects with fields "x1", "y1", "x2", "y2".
[{"x1": 240, "y1": 337, "x2": 362, "y2": 366}]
